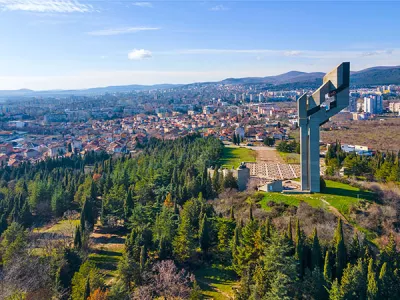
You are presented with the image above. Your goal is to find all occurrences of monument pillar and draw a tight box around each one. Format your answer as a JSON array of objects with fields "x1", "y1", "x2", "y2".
[{"x1": 297, "y1": 62, "x2": 350, "y2": 192}]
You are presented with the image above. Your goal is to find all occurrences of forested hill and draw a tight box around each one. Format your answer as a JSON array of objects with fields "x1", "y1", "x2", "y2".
[{"x1": 0, "y1": 135, "x2": 399, "y2": 299}]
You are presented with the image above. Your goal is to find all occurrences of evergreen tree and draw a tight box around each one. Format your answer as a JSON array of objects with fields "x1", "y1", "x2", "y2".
[
  {"x1": 340, "y1": 259, "x2": 367, "y2": 300},
  {"x1": 74, "y1": 225, "x2": 82, "y2": 250},
  {"x1": 311, "y1": 227, "x2": 322, "y2": 270},
  {"x1": 367, "y1": 258, "x2": 378, "y2": 300},
  {"x1": 124, "y1": 189, "x2": 134, "y2": 220},
  {"x1": 84, "y1": 277, "x2": 91, "y2": 300},
  {"x1": 329, "y1": 279, "x2": 341, "y2": 300},
  {"x1": 286, "y1": 217, "x2": 293, "y2": 242},
  {"x1": 334, "y1": 219, "x2": 347, "y2": 281},
  {"x1": 230, "y1": 206, "x2": 235, "y2": 220},
  {"x1": 349, "y1": 233, "x2": 360, "y2": 264},
  {"x1": 324, "y1": 250, "x2": 332, "y2": 283},
  {"x1": 294, "y1": 219, "x2": 304, "y2": 277},
  {"x1": 232, "y1": 133, "x2": 237, "y2": 145},
  {"x1": 199, "y1": 214, "x2": 211, "y2": 257},
  {"x1": 140, "y1": 245, "x2": 147, "y2": 271}
]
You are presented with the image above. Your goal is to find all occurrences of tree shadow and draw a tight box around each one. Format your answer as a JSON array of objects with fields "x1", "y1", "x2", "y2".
[{"x1": 322, "y1": 186, "x2": 375, "y2": 201}]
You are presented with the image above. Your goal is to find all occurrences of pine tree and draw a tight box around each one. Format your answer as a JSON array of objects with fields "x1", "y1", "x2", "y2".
[
  {"x1": 340, "y1": 259, "x2": 367, "y2": 300},
  {"x1": 199, "y1": 214, "x2": 211, "y2": 257},
  {"x1": 367, "y1": 258, "x2": 378, "y2": 300},
  {"x1": 334, "y1": 219, "x2": 347, "y2": 281},
  {"x1": 84, "y1": 277, "x2": 90, "y2": 300},
  {"x1": 329, "y1": 279, "x2": 341, "y2": 300},
  {"x1": 311, "y1": 227, "x2": 322, "y2": 270}
]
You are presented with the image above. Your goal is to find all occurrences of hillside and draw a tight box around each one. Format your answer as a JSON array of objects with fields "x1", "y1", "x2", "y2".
[{"x1": 1, "y1": 66, "x2": 400, "y2": 97}]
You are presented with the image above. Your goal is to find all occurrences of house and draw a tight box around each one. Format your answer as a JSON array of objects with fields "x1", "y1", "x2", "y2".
[
  {"x1": 48, "y1": 144, "x2": 65, "y2": 157},
  {"x1": 0, "y1": 143, "x2": 13, "y2": 154}
]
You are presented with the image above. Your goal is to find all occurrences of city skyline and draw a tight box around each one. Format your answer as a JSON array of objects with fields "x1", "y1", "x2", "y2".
[{"x1": 1, "y1": 0, "x2": 400, "y2": 90}]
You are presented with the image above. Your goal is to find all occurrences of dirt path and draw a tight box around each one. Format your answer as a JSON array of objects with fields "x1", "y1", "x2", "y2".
[
  {"x1": 321, "y1": 199, "x2": 349, "y2": 224},
  {"x1": 255, "y1": 147, "x2": 284, "y2": 163}
]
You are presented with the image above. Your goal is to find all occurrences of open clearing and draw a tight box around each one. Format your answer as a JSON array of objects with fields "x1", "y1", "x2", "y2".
[
  {"x1": 220, "y1": 147, "x2": 256, "y2": 168},
  {"x1": 261, "y1": 180, "x2": 376, "y2": 219},
  {"x1": 195, "y1": 264, "x2": 237, "y2": 300}
]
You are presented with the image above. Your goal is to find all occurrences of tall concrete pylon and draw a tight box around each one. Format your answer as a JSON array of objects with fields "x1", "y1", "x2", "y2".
[{"x1": 297, "y1": 62, "x2": 350, "y2": 192}]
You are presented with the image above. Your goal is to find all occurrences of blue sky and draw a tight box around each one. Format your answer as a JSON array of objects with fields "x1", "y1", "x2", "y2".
[{"x1": 0, "y1": 0, "x2": 399, "y2": 90}]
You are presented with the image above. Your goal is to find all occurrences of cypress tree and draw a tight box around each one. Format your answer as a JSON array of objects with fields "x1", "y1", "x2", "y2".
[
  {"x1": 84, "y1": 277, "x2": 90, "y2": 300},
  {"x1": 349, "y1": 233, "x2": 360, "y2": 264},
  {"x1": 158, "y1": 237, "x2": 168, "y2": 260},
  {"x1": 74, "y1": 225, "x2": 82, "y2": 249},
  {"x1": 212, "y1": 168, "x2": 220, "y2": 195},
  {"x1": 324, "y1": 250, "x2": 332, "y2": 282},
  {"x1": 334, "y1": 219, "x2": 347, "y2": 281},
  {"x1": 230, "y1": 206, "x2": 235, "y2": 220},
  {"x1": 378, "y1": 263, "x2": 390, "y2": 299},
  {"x1": 287, "y1": 217, "x2": 293, "y2": 242},
  {"x1": 232, "y1": 224, "x2": 240, "y2": 257},
  {"x1": 199, "y1": 214, "x2": 211, "y2": 256},
  {"x1": 295, "y1": 219, "x2": 304, "y2": 276},
  {"x1": 367, "y1": 258, "x2": 378, "y2": 300},
  {"x1": 124, "y1": 189, "x2": 134, "y2": 219},
  {"x1": 140, "y1": 245, "x2": 147, "y2": 271},
  {"x1": 265, "y1": 218, "x2": 271, "y2": 239},
  {"x1": 311, "y1": 227, "x2": 322, "y2": 270}
]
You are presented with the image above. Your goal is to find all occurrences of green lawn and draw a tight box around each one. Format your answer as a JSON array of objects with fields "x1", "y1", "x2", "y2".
[
  {"x1": 219, "y1": 147, "x2": 256, "y2": 169},
  {"x1": 195, "y1": 264, "x2": 238, "y2": 300},
  {"x1": 261, "y1": 180, "x2": 376, "y2": 218}
]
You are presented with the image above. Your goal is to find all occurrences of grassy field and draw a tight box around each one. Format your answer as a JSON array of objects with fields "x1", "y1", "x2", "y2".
[
  {"x1": 261, "y1": 180, "x2": 376, "y2": 218},
  {"x1": 278, "y1": 152, "x2": 300, "y2": 164},
  {"x1": 219, "y1": 147, "x2": 256, "y2": 168},
  {"x1": 89, "y1": 225, "x2": 126, "y2": 284},
  {"x1": 195, "y1": 264, "x2": 238, "y2": 300}
]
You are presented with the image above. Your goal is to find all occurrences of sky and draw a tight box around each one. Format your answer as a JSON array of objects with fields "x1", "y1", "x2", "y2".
[{"x1": 0, "y1": 0, "x2": 399, "y2": 90}]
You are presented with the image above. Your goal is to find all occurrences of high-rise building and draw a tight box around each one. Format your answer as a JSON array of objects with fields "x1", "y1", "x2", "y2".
[
  {"x1": 364, "y1": 97, "x2": 375, "y2": 114},
  {"x1": 376, "y1": 95, "x2": 383, "y2": 113},
  {"x1": 259, "y1": 93, "x2": 263, "y2": 102},
  {"x1": 364, "y1": 95, "x2": 383, "y2": 114}
]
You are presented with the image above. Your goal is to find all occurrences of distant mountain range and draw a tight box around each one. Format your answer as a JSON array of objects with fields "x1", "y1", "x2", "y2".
[
  {"x1": 219, "y1": 66, "x2": 400, "y2": 87},
  {"x1": 1, "y1": 66, "x2": 400, "y2": 98}
]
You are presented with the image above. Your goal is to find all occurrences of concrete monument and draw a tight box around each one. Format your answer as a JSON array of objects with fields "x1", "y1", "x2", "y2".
[{"x1": 297, "y1": 62, "x2": 350, "y2": 192}]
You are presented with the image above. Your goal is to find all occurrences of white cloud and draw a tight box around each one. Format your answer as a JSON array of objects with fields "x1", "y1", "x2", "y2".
[
  {"x1": 0, "y1": 0, "x2": 93, "y2": 13},
  {"x1": 133, "y1": 2, "x2": 153, "y2": 8},
  {"x1": 210, "y1": 4, "x2": 228, "y2": 11},
  {"x1": 157, "y1": 48, "x2": 395, "y2": 60},
  {"x1": 128, "y1": 49, "x2": 152, "y2": 60},
  {"x1": 87, "y1": 27, "x2": 160, "y2": 36},
  {"x1": 284, "y1": 50, "x2": 302, "y2": 57}
]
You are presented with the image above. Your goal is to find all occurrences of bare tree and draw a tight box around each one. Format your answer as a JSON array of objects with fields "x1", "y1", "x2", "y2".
[{"x1": 131, "y1": 260, "x2": 195, "y2": 300}]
